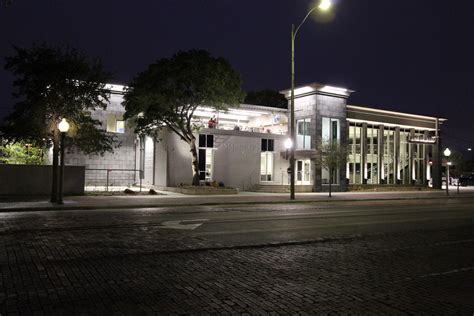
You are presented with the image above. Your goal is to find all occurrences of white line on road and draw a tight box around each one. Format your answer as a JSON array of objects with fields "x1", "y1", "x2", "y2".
[{"x1": 160, "y1": 219, "x2": 209, "y2": 230}]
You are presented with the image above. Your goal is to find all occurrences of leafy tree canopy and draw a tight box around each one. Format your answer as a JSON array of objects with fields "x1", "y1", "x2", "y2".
[
  {"x1": 0, "y1": 141, "x2": 47, "y2": 165},
  {"x1": 123, "y1": 50, "x2": 244, "y2": 185},
  {"x1": 1, "y1": 44, "x2": 116, "y2": 155},
  {"x1": 244, "y1": 90, "x2": 288, "y2": 109}
]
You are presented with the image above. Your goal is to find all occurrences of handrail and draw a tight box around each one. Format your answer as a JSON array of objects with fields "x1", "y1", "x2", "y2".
[{"x1": 85, "y1": 168, "x2": 143, "y2": 192}]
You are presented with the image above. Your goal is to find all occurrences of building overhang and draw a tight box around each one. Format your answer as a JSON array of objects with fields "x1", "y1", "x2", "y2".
[
  {"x1": 347, "y1": 105, "x2": 447, "y2": 130},
  {"x1": 280, "y1": 83, "x2": 354, "y2": 99}
]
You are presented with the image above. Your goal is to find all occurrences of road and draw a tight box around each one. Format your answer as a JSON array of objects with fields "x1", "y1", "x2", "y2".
[{"x1": 0, "y1": 198, "x2": 473, "y2": 314}]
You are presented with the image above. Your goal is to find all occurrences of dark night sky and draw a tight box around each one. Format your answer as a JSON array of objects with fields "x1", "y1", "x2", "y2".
[{"x1": 0, "y1": 0, "x2": 473, "y2": 151}]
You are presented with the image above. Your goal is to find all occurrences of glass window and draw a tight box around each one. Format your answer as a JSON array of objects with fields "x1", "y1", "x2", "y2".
[
  {"x1": 261, "y1": 139, "x2": 274, "y2": 152},
  {"x1": 296, "y1": 118, "x2": 311, "y2": 149},
  {"x1": 198, "y1": 134, "x2": 214, "y2": 181},
  {"x1": 199, "y1": 134, "x2": 214, "y2": 148},
  {"x1": 116, "y1": 120, "x2": 125, "y2": 133},
  {"x1": 260, "y1": 152, "x2": 274, "y2": 181},
  {"x1": 322, "y1": 117, "x2": 340, "y2": 143},
  {"x1": 106, "y1": 115, "x2": 125, "y2": 134},
  {"x1": 383, "y1": 127, "x2": 395, "y2": 184},
  {"x1": 296, "y1": 159, "x2": 311, "y2": 184},
  {"x1": 322, "y1": 167, "x2": 339, "y2": 185},
  {"x1": 348, "y1": 123, "x2": 363, "y2": 184},
  {"x1": 366, "y1": 126, "x2": 379, "y2": 184},
  {"x1": 199, "y1": 148, "x2": 213, "y2": 181}
]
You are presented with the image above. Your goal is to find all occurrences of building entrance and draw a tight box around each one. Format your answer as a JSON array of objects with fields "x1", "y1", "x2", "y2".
[{"x1": 296, "y1": 159, "x2": 311, "y2": 185}]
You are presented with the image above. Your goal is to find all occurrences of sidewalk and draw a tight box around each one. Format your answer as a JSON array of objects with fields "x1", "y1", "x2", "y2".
[{"x1": 1, "y1": 187, "x2": 473, "y2": 212}]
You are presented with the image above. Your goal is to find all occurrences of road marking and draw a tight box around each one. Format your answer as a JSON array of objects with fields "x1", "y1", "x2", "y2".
[
  {"x1": 160, "y1": 219, "x2": 209, "y2": 230},
  {"x1": 401, "y1": 266, "x2": 474, "y2": 281},
  {"x1": 192, "y1": 215, "x2": 474, "y2": 236}
]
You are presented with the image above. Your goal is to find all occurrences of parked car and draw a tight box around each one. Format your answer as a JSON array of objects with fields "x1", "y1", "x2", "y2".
[{"x1": 459, "y1": 173, "x2": 474, "y2": 186}]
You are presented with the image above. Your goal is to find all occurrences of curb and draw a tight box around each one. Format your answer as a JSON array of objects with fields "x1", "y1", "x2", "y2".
[{"x1": 0, "y1": 194, "x2": 473, "y2": 213}]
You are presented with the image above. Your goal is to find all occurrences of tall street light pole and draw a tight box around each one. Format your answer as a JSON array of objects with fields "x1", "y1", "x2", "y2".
[
  {"x1": 290, "y1": 0, "x2": 332, "y2": 200},
  {"x1": 57, "y1": 118, "x2": 70, "y2": 205},
  {"x1": 444, "y1": 148, "x2": 451, "y2": 196}
]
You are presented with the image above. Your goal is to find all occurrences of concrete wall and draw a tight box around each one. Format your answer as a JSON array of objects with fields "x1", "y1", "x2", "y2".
[
  {"x1": 155, "y1": 129, "x2": 289, "y2": 190},
  {"x1": 165, "y1": 131, "x2": 194, "y2": 186},
  {"x1": 64, "y1": 93, "x2": 138, "y2": 187},
  {"x1": 211, "y1": 132, "x2": 288, "y2": 190},
  {"x1": 143, "y1": 136, "x2": 155, "y2": 185},
  {"x1": 0, "y1": 165, "x2": 85, "y2": 196}
]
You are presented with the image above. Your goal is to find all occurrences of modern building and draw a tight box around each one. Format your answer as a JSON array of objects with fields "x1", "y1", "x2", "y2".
[{"x1": 67, "y1": 83, "x2": 445, "y2": 192}]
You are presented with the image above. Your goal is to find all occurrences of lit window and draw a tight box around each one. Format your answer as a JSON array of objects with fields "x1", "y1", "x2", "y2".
[
  {"x1": 199, "y1": 134, "x2": 214, "y2": 181},
  {"x1": 261, "y1": 139, "x2": 274, "y2": 181},
  {"x1": 322, "y1": 117, "x2": 340, "y2": 143},
  {"x1": 116, "y1": 120, "x2": 125, "y2": 133},
  {"x1": 106, "y1": 114, "x2": 125, "y2": 134},
  {"x1": 296, "y1": 118, "x2": 311, "y2": 149}
]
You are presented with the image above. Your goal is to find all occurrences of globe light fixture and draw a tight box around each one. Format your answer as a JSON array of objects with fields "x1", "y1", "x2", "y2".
[
  {"x1": 58, "y1": 118, "x2": 70, "y2": 133},
  {"x1": 443, "y1": 148, "x2": 451, "y2": 157}
]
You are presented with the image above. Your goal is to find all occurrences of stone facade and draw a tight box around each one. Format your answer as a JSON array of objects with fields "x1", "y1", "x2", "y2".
[
  {"x1": 292, "y1": 91, "x2": 348, "y2": 192},
  {"x1": 65, "y1": 93, "x2": 138, "y2": 187},
  {"x1": 62, "y1": 82, "x2": 445, "y2": 192}
]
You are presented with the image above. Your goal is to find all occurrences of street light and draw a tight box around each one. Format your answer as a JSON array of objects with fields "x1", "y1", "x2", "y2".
[
  {"x1": 290, "y1": 0, "x2": 333, "y2": 200},
  {"x1": 57, "y1": 118, "x2": 70, "y2": 204},
  {"x1": 444, "y1": 148, "x2": 451, "y2": 196}
]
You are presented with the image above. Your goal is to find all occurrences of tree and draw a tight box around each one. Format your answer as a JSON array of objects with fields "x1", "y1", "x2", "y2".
[
  {"x1": 244, "y1": 90, "x2": 287, "y2": 109},
  {"x1": 449, "y1": 150, "x2": 467, "y2": 194},
  {"x1": 1, "y1": 44, "x2": 116, "y2": 202},
  {"x1": 123, "y1": 50, "x2": 244, "y2": 185},
  {"x1": 2, "y1": 0, "x2": 12, "y2": 8},
  {"x1": 0, "y1": 141, "x2": 46, "y2": 165},
  {"x1": 315, "y1": 141, "x2": 348, "y2": 197}
]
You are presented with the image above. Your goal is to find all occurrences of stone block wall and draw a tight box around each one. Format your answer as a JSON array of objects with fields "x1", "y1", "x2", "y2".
[
  {"x1": 63, "y1": 93, "x2": 138, "y2": 187},
  {"x1": 293, "y1": 92, "x2": 348, "y2": 192}
]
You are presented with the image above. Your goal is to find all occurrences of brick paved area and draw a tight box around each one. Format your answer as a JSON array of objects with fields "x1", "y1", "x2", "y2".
[{"x1": 0, "y1": 223, "x2": 473, "y2": 315}]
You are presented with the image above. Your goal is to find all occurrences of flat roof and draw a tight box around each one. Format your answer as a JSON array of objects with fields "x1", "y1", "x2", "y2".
[
  {"x1": 347, "y1": 105, "x2": 447, "y2": 122},
  {"x1": 280, "y1": 83, "x2": 354, "y2": 98}
]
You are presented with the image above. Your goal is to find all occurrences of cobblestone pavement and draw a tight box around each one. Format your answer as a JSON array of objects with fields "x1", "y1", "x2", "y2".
[{"x1": 0, "y1": 203, "x2": 473, "y2": 315}]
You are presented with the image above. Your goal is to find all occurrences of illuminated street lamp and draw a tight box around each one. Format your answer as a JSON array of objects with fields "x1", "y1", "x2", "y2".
[
  {"x1": 57, "y1": 118, "x2": 70, "y2": 204},
  {"x1": 444, "y1": 148, "x2": 451, "y2": 196},
  {"x1": 290, "y1": 0, "x2": 333, "y2": 200}
]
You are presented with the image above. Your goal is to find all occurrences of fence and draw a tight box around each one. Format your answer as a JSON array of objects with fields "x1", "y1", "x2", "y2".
[{"x1": 85, "y1": 168, "x2": 143, "y2": 192}]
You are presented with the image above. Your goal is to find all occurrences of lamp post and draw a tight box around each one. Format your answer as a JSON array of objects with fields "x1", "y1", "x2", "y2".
[
  {"x1": 57, "y1": 118, "x2": 70, "y2": 204},
  {"x1": 290, "y1": 0, "x2": 333, "y2": 200},
  {"x1": 444, "y1": 148, "x2": 451, "y2": 196}
]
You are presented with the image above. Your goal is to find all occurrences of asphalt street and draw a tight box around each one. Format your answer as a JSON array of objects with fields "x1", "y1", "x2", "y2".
[{"x1": 0, "y1": 198, "x2": 473, "y2": 314}]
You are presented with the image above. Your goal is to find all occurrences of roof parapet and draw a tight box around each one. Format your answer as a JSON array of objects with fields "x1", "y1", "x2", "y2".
[{"x1": 280, "y1": 82, "x2": 354, "y2": 99}]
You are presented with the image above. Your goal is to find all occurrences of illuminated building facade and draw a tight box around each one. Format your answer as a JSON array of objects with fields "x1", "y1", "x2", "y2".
[{"x1": 66, "y1": 83, "x2": 445, "y2": 192}]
